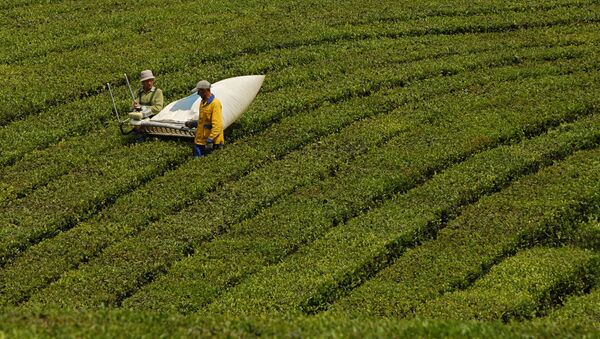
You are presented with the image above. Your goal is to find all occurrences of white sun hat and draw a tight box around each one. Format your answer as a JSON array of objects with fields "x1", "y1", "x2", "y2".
[{"x1": 140, "y1": 69, "x2": 155, "y2": 82}]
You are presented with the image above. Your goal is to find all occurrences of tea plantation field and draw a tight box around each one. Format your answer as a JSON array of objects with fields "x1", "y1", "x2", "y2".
[{"x1": 1, "y1": 0, "x2": 599, "y2": 337}]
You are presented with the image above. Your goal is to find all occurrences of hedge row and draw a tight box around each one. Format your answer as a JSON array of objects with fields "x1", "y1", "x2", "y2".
[
  {"x1": 232, "y1": 27, "x2": 597, "y2": 138},
  {"x1": 0, "y1": 33, "x2": 408, "y2": 179},
  {"x1": 1, "y1": 0, "x2": 578, "y2": 67},
  {"x1": 198, "y1": 114, "x2": 600, "y2": 317},
  {"x1": 0, "y1": 139, "x2": 189, "y2": 267},
  {"x1": 2, "y1": 0, "x2": 585, "y2": 47},
  {"x1": 0, "y1": 25, "x2": 524, "y2": 165},
  {"x1": 3, "y1": 53, "x2": 596, "y2": 316},
  {"x1": 15, "y1": 65, "x2": 520, "y2": 308},
  {"x1": 416, "y1": 247, "x2": 599, "y2": 321},
  {"x1": 0, "y1": 31, "x2": 441, "y2": 170},
  {"x1": 110, "y1": 73, "x2": 600, "y2": 314},
  {"x1": 1, "y1": 30, "x2": 520, "y2": 242},
  {"x1": 0, "y1": 128, "x2": 128, "y2": 205},
  {"x1": 1, "y1": 39, "x2": 584, "y2": 306},
  {"x1": 532, "y1": 286, "x2": 600, "y2": 328},
  {"x1": 15, "y1": 100, "x2": 417, "y2": 310},
  {"x1": 4, "y1": 0, "x2": 594, "y2": 67},
  {"x1": 1, "y1": 305, "x2": 599, "y2": 338},
  {"x1": 2, "y1": 20, "x2": 594, "y2": 167},
  {"x1": 331, "y1": 147, "x2": 600, "y2": 318},
  {"x1": 0, "y1": 64, "x2": 439, "y2": 307},
  {"x1": 0, "y1": 0, "x2": 188, "y2": 63},
  {"x1": 566, "y1": 218, "x2": 600, "y2": 251},
  {"x1": 1, "y1": 1, "x2": 596, "y2": 125}
]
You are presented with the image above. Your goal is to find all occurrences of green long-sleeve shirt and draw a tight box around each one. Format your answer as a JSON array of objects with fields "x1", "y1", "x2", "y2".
[{"x1": 136, "y1": 86, "x2": 164, "y2": 115}]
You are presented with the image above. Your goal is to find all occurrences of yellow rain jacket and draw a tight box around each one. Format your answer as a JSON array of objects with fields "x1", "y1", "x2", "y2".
[
  {"x1": 195, "y1": 94, "x2": 224, "y2": 146},
  {"x1": 136, "y1": 86, "x2": 164, "y2": 115}
]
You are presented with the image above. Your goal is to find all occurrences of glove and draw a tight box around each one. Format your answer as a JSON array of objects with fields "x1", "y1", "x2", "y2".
[
  {"x1": 205, "y1": 138, "x2": 214, "y2": 150},
  {"x1": 133, "y1": 101, "x2": 142, "y2": 112},
  {"x1": 185, "y1": 120, "x2": 198, "y2": 128}
]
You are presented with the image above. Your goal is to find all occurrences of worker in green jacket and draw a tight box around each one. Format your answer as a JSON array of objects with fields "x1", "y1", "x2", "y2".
[{"x1": 130, "y1": 69, "x2": 164, "y2": 120}]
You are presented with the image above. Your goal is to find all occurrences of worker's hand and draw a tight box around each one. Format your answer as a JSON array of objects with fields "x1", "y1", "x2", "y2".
[
  {"x1": 133, "y1": 101, "x2": 141, "y2": 111},
  {"x1": 205, "y1": 138, "x2": 214, "y2": 150},
  {"x1": 185, "y1": 120, "x2": 198, "y2": 128}
]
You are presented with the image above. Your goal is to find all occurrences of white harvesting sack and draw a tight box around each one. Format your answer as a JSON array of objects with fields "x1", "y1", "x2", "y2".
[{"x1": 150, "y1": 75, "x2": 265, "y2": 129}]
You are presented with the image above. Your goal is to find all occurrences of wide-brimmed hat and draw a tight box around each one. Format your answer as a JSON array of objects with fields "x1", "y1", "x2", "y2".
[
  {"x1": 140, "y1": 69, "x2": 155, "y2": 82},
  {"x1": 191, "y1": 80, "x2": 211, "y2": 93}
]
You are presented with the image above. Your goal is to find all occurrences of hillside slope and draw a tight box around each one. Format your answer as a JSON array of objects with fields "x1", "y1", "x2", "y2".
[{"x1": 1, "y1": 0, "x2": 598, "y2": 337}]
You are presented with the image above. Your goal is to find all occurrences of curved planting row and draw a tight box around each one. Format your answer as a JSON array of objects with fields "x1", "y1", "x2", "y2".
[
  {"x1": 1, "y1": 23, "x2": 595, "y2": 170},
  {"x1": 198, "y1": 114, "x2": 600, "y2": 318},
  {"x1": 1, "y1": 0, "x2": 599, "y2": 336},
  {"x1": 0, "y1": 128, "x2": 129, "y2": 205},
  {"x1": 1, "y1": 0, "x2": 584, "y2": 33},
  {"x1": 0, "y1": 1, "x2": 597, "y2": 126},
  {"x1": 1, "y1": 27, "x2": 506, "y2": 191},
  {"x1": 2, "y1": 305, "x2": 599, "y2": 338},
  {"x1": 1, "y1": 25, "x2": 592, "y2": 223},
  {"x1": 416, "y1": 246, "x2": 598, "y2": 321},
  {"x1": 1, "y1": 17, "x2": 596, "y2": 169},
  {"x1": 568, "y1": 218, "x2": 600, "y2": 251},
  {"x1": 330, "y1": 147, "x2": 600, "y2": 318},
  {"x1": 0, "y1": 35, "x2": 375, "y2": 188},
  {"x1": 133, "y1": 76, "x2": 599, "y2": 315},
  {"x1": 0, "y1": 55, "x2": 576, "y2": 308},
  {"x1": 1, "y1": 0, "x2": 586, "y2": 64},
  {"x1": 18, "y1": 68, "x2": 598, "y2": 311},
  {"x1": 0, "y1": 139, "x2": 190, "y2": 267},
  {"x1": 0, "y1": 0, "x2": 198, "y2": 63},
  {"x1": 2, "y1": 53, "x2": 572, "y2": 308},
  {"x1": 0, "y1": 41, "x2": 521, "y2": 264},
  {"x1": 0, "y1": 54, "x2": 532, "y2": 308},
  {"x1": 531, "y1": 284, "x2": 600, "y2": 328}
]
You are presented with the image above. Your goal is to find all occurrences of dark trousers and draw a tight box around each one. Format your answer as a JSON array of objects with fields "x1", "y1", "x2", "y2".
[{"x1": 193, "y1": 143, "x2": 222, "y2": 157}]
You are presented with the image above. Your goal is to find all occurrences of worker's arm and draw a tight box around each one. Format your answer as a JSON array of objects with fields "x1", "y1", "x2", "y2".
[
  {"x1": 132, "y1": 91, "x2": 141, "y2": 111},
  {"x1": 208, "y1": 101, "x2": 223, "y2": 142},
  {"x1": 150, "y1": 89, "x2": 164, "y2": 114}
]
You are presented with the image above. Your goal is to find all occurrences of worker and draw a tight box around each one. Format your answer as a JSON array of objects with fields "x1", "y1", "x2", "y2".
[
  {"x1": 185, "y1": 80, "x2": 224, "y2": 157},
  {"x1": 129, "y1": 69, "x2": 164, "y2": 120}
]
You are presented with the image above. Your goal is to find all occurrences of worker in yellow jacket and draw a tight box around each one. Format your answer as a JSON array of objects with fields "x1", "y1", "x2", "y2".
[{"x1": 186, "y1": 80, "x2": 224, "y2": 157}]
